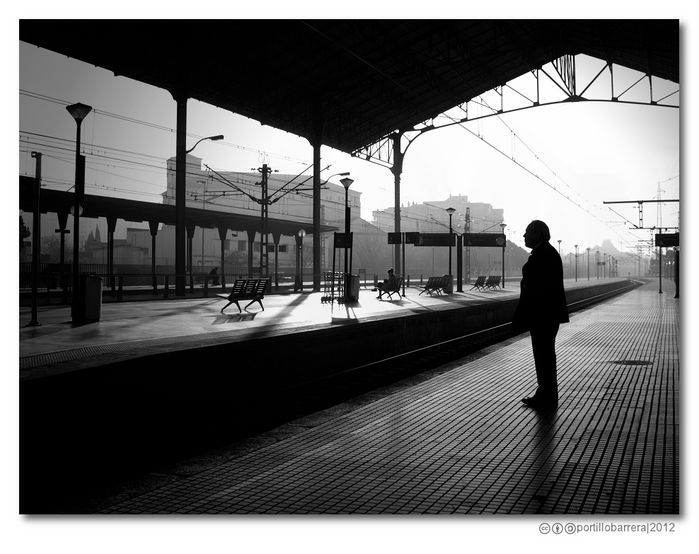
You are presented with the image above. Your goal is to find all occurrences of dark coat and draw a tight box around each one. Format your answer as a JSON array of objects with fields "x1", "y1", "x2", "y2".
[{"x1": 512, "y1": 241, "x2": 569, "y2": 330}]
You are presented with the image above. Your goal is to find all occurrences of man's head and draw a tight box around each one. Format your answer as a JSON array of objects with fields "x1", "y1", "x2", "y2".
[
  {"x1": 388, "y1": 268, "x2": 394, "y2": 274},
  {"x1": 523, "y1": 220, "x2": 550, "y2": 249}
]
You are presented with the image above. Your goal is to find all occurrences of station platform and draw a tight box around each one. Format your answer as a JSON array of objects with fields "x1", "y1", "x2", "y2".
[
  {"x1": 19, "y1": 277, "x2": 623, "y2": 375},
  {"x1": 98, "y1": 279, "x2": 678, "y2": 514},
  {"x1": 18, "y1": 278, "x2": 679, "y2": 514}
]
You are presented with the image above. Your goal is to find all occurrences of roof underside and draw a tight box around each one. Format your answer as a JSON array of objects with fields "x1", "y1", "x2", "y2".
[{"x1": 19, "y1": 19, "x2": 679, "y2": 154}]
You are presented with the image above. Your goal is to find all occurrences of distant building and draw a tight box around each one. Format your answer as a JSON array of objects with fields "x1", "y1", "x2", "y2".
[
  {"x1": 148, "y1": 154, "x2": 365, "y2": 276},
  {"x1": 372, "y1": 194, "x2": 504, "y2": 234}
]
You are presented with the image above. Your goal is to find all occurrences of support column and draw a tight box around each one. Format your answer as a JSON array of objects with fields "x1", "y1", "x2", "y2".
[
  {"x1": 106, "y1": 215, "x2": 117, "y2": 291},
  {"x1": 173, "y1": 91, "x2": 188, "y2": 296},
  {"x1": 311, "y1": 102, "x2": 323, "y2": 292},
  {"x1": 294, "y1": 232, "x2": 302, "y2": 291},
  {"x1": 55, "y1": 210, "x2": 69, "y2": 301},
  {"x1": 149, "y1": 220, "x2": 159, "y2": 292},
  {"x1": 186, "y1": 222, "x2": 196, "y2": 292},
  {"x1": 217, "y1": 226, "x2": 228, "y2": 288},
  {"x1": 272, "y1": 231, "x2": 281, "y2": 290},
  {"x1": 28, "y1": 152, "x2": 41, "y2": 327},
  {"x1": 391, "y1": 132, "x2": 405, "y2": 273},
  {"x1": 456, "y1": 235, "x2": 463, "y2": 292},
  {"x1": 247, "y1": 229, "x2": 256, "y2": 278},
  {"x1": 674, "y1": 248, "x2": 680, "y2": 298}
]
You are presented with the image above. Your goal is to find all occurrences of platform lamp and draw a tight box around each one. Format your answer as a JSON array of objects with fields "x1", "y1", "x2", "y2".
[
  {"x1": 499, "y1": 222, "x2": 507, "y2": 288},
  {"x1": 557, "y1": 239, "x2": 562, "y2": 255},
  {"x1": 586, "y1": 247, "x2": 591, "y2": 280},
  {"x1": 297, "y1": 229, "x2": 306, "y2": 291},
  {"x1": 574, "y1": 244, "x2": 579, "y2": 281},
  {"x1": 186, "y1": 134, "x2": 224, "y2": 154},
  {"x1": 446, "y1": 207, "x2": 456, "y2": 278},
  {"x1": 66, "y1": 102, "x2": 92, "y2": 323},
  {"x1": 340, "y1": 176, "x2": 354, "y2": 275}
]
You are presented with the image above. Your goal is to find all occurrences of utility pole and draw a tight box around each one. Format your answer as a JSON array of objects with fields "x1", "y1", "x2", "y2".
[
  {"x1": 464, "y1": 207, "x2": 471, "y2": 283},
  {"x1": 257, "y1": 164, "x2": 273, "y2": 277}
]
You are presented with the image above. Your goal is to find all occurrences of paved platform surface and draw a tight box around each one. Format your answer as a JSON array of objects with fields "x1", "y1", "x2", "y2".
[
  {"x1": 18, "y1": 278, "x2": 620, "y2": 377},
  {"x1": 93, "y1": 279, "x2": 678, "y2": 514}
]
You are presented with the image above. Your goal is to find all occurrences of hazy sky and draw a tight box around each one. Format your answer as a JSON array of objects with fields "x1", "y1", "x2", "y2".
[{"x1": 18, "y1": 34, "x2": 679, "y2": 255}]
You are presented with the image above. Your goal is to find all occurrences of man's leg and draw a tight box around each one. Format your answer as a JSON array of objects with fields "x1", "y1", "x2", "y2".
[{"x1": 529, "y1": 323, "x2": 560, "y2": 402}]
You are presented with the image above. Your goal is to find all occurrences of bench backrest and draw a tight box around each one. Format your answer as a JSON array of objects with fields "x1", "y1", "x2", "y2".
[
  {"x1": 474, "y1": 276, "x2": 486, "y2": 286},
  {"x1": 231, "y1": 279, "x2": 248, "y2": 294},
  {"x1": 254, "y1": 278, "x2": 270, "y2": 294}
]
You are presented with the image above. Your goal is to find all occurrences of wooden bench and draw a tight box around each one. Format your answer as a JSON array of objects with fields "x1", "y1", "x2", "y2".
[
  {"x1": 419, "y1": 275, "x2": 449, "y2": 296},
  {"x1": 469, "y1": 275, "x2": 487, "y2": 291},
  {"x1": 484, "y1": 275, "x2": 501, "y2": 290},
  {"x1": 378, "y1": 276, "x2": 403, "y2": 300},
  {"x1": 219, "y1": 278, "x2": 270, "y2": 313}
]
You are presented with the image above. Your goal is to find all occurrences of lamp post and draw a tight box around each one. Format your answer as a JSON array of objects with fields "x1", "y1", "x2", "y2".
[
  {"x1": 586, "y1": 247, "x2": 590, "y2": 280},
  {"x1": 175, "y1": 133, "x2": 223, "y2": 296},
  {"x1": 186, "y1": 134, "x2": 224, "y2": 155},
  {"x1": 500, "y1": 222, "x2": 507, "y2": 288},
  {"x1": 340, "y1": 176, "x2": 354, "y2": 275},
  {"x1": 557, "y1": 239, "x2": 562, "y2": 255},
  {"x1": 574, "y1": 244, "x2": 579, "y2": 281},
  {"x1": 66, "y1": 102, "x2": 92, "y2": 322},
  {"x1": 297, "y1": 229, "x2": 306, "y2": 291},
  {"x1": 446, "y1": 207, "x2": 455, "y2": 278}
]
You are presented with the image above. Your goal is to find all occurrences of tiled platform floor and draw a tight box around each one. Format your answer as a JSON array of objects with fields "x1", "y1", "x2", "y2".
[{"x1": 102, "y1": 280, "x2": 679, "y2": 514}]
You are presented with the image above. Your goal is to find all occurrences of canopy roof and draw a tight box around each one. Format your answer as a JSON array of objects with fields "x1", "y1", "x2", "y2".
[{"x1": 20, "y1": 19, "x2": 679, "y2": 154}]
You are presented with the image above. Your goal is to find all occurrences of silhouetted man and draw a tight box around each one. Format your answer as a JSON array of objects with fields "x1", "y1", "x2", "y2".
[{"x1": 512, "y1": 220, "x2": 569, "y2": 410}]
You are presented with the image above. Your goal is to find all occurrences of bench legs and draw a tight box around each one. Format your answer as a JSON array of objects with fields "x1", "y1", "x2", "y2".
[
  {"x1": 244, "y1": 298, "x2": 264, "y2": 311},
  {"x1": 220, "y1": 300, "x2": 242, "y2": 313}
]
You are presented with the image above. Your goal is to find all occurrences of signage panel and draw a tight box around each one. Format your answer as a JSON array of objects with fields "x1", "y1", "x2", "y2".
[
  {"x1": 416, "y1": 233, "x2": 455, "y2": 247},
  {"x1": 655, "y1": 233, "x2": 679, "y2": 247},
  {"x1": 463, "y1": 233, "x2": 506, "y2": 247},
  {"x1": 334, "y1": 232, "x2": 353, "y2": 248}
]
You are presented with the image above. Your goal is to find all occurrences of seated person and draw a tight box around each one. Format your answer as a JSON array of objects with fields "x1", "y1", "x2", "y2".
[
  {"x1": 208, "y1": 266, "x2": 220, "y2": 286},
  {"x1": 376, "y1": 268, "x2": 398, "y2": 299}
]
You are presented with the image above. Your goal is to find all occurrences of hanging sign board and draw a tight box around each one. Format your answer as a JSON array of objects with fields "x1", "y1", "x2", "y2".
[
  {"x1": 405, "y1": 232, "x2": 420, "y2": 244},
  {"x1": 387, "y1": 232, "x2": 402, "y2": 244},
  {"x1": 655, "y1": 233, "x2": 679, "y2": 247},
  {"x1": 416, "y1": 233, "x2": 455, "y2": 247},
  {"x1": 334, "y1": 232, "x2": 353, "y2": 248},
  {"x1": 463, "y1": 233, "x2": 506, "y2": 247}
]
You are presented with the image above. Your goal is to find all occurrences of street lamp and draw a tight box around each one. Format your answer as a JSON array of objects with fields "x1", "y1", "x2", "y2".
[
  {"x1": 446, "y1": 207, "x2": 455, "y2": 278},
  {"x1": 66, "y1": 102, "x2": 92, "y2": 323},
  {"x1": 186, "y1": 134, "x2": 224, "y2": 154},
  {"x1": 340, "y1": 176, "x2": 354, "y2": 276},
  {"x1": 500, "y1": 222, "x2": 507, "y2": 288},
  {"x1": 297, "y1": 229, "x2": 306, "y2": 291},
  {"x1": 586, "y1": 247, "x2": 590, "y2": 280},
  {"x1": 574, "y1": 244, "x2": 579, "y2": 281},
  {"x1": 557, "y1": 239, "x2": 562, "y2": 255}
]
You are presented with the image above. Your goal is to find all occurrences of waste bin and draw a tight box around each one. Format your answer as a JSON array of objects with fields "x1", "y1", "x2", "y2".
[
  {"x1": 74, "y1": 273, "x2": 102, "y2": 323},
  {"x1": 344, "y1": 273, "x2": 360, "y2": 303}
]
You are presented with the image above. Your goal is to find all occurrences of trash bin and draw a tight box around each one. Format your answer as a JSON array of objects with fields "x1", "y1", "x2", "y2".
[
  {"x1": 80, "y1": 273, "x2": 102, "y2": 322},
  {"x1": 344, "y1": 273, "x2": 360, "y2": 303}
]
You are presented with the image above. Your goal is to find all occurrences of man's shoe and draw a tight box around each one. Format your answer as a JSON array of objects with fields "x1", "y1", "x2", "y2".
[{"x1": 521, "y1": 396, "x2": 557, "y2": 410}]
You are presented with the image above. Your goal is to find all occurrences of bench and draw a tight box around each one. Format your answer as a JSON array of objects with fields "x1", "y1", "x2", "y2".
[
  {"x1": 469, "y1": 275, "x2": 487, "y2": 291},
  {"x1": 218, "y1": 278, "x2": 270, "y2": 313},
  {"x1": 419, "y1": 275, "x2": 450, "y2": 296},
  {"x1": 484, "y1": 275, "x2": 501, "y2": 290},
  {"x1": 378, "y1": 277, "x2": 403, "y2": 300}
]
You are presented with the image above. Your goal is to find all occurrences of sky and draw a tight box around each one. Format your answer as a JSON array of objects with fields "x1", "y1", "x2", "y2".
[
  {"x1": 6, "y1": 5, "x2": 697, "y2": 554},
  {"x1": 17, "y1": 32, "x2": 680, "y2": 256}
]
